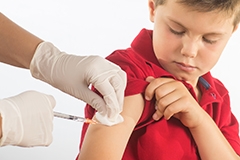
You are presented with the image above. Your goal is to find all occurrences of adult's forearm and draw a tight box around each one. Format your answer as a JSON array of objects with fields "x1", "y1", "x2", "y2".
[
  {"x1": 0, "y1": 13, "x2": 43, "y2": 69},
  {"x1": 190, "y1": 111, "x2": 240, "y2": 160}
]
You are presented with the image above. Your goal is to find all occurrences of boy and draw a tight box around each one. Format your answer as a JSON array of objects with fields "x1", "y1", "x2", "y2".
[{"x1": 77, "y1": 0, "x2": 240, "y2": 159}]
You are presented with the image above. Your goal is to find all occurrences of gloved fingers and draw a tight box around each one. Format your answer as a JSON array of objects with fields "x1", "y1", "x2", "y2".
[
  {"x1": 94, "y1": 71, "x2": 126, "y2": 111},
  {"x1": 9, "y1": 91, "x2": 56, "y2": 117},
  {"x1": 19, "y1": 109, "x2": 53, "y2": 147},
  {"x1": 94, "y1": 81, "x2": 119, "y2": 115},
  {"x1": 103, "y1": 94, "x2": 119, "y2": 118},
  {"x1": 109, "y1": 70, "x2": 127, "y2": 111},
  {"x1": 42, "y1": 94, "x2": 56, "y2": 110},
  {"x1": 93, "y1": 86, "x2": 122, "y2": 121},
  {"x1": 0, "y1": 100, "x2": 23, "y2": 146},
  {"x1": 0, "y1": 91, "x2": 56, "y2": 147},
  {"x1": 17, "y1": 91, "x2": 55, "y2": 147},
  {"x1": 79, "y1": 88, "x2": 107, "y2": 114}
]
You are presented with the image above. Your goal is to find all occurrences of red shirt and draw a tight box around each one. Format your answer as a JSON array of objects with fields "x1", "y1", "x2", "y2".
[{"x1": 78, "y1": 29, "x2": 240, "y2": 159}]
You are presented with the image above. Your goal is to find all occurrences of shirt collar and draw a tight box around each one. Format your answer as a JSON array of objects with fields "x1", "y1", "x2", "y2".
[{"x1": 131, "y1": 29, "x2": 160, "y2": 66}]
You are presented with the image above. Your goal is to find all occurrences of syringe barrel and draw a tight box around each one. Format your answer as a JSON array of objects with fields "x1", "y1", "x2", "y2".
[{"x1": 54, "y1": 111, "x2": 73, "y2": 119}]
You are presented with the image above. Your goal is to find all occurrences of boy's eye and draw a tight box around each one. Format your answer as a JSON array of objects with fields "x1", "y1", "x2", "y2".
[
  {"x1": 203, "y1": 37, "x2": 217, "y2": 44},
  {"x1": 169, "y1": 26, "x2": 218, "y2": 44},
  {"x1": 169, "y1": 27, "x2": 185, "y2": 35}
]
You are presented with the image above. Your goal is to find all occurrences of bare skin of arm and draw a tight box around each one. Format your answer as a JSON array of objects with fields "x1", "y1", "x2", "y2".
[
  {"x1": 190, "y1": 111, "x2": 240, "y2": 160},
  {"x1": 0, "y1": 12, "x2": 43, "y2": 69},
  {"x1": 78, "y1": 94, "x2": 144, "y2": 160}
]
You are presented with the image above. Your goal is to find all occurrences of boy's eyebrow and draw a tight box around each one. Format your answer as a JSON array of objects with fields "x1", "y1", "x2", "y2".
[
  {"x1": 168, "y1": 18, "x2": 186, "y2": 28},
  {"x1": 168, "y1": 17, "x2": 227, "y2": 36}
]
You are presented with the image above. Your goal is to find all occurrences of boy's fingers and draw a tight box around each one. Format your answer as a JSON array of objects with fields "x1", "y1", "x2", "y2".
[
  {"x1": 152, "y1": 110, "x2": 164, "y2": 121},
  {"x1": 145, "y1": 76, "x2": 157, "y2": 100},
  {"x1": 145, "y1": 76, "x2": 175, "y2": 100}
]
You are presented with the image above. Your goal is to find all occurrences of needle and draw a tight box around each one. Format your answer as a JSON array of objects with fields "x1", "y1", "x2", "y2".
[{"x1": 53, "y1": 111, "x2": 98, "y2": 124}]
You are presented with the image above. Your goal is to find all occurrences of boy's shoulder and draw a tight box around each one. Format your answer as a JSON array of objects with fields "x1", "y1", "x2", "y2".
[{"x1": 106, "y1": 48, "x2": 146, "y2": 67}]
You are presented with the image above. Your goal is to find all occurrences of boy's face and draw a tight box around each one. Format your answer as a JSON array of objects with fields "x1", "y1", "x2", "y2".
[{"x1": 148, "y1": 0, "x2": 237, "y2": 86}]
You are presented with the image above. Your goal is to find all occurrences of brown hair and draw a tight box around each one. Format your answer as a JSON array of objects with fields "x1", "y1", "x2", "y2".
[{"x1": 154, "y1": 0, "x2": 240, "y2": 26}]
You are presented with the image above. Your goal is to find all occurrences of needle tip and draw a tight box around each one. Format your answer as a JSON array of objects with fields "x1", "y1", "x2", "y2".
[{"x1": 85, "y1": 118, "x2": 98, "y2": 124}]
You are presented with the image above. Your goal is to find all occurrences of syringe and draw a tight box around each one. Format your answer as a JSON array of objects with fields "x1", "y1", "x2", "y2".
[{"x1": 53, "y1": 111, "x2": 98, "y2": 124}]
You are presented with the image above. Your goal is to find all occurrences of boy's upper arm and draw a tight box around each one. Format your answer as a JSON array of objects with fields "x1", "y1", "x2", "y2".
[{"x1": 78, "y1": 94, "x2": 144, "y2": 160}]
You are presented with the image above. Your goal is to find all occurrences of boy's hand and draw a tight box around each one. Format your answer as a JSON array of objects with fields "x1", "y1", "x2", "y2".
[{"x1": 145, "y1": 76, "x2": 204, "y2": 128}]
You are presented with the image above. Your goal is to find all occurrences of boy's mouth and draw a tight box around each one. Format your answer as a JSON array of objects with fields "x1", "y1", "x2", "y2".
[{"x1": 175, "y1": 62, "x2": 196, "y2": 72}]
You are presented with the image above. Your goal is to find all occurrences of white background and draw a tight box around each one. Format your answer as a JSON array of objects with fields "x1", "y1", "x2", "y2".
[{"x1": 0, "y1": 0, "x2": 240, "y2": 159}]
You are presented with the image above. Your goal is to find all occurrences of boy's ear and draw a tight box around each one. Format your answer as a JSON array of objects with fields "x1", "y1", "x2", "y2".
[{"x1": 148, "y1": 0, "x2": 156, "y2": 22}]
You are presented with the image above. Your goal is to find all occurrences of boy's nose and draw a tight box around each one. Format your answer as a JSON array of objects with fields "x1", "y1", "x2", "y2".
[{"x1": 181, "y1": 37, "x2": 198, "y2": 58}]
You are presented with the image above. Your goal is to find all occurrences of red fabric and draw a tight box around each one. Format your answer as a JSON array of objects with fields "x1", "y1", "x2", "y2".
[{"x1": 77, "y1": 29, "x2": 240, "y2": 160}]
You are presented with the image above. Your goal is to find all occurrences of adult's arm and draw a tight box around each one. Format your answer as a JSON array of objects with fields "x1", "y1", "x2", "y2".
[
  {"x1": 78, "y1": 94, "x2": 144, "y2": 160},
  {"x1": 0, "y1": 12, "x2": 126, "y2": 126},
  {"x1": 0, "y1": 12, "x2": 43, "y2": 142},
  {"x1": 0, "y1": 12, "x2": 42, "y2": 68}
]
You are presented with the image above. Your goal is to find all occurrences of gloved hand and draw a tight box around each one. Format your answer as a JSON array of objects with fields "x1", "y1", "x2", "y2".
[
  {"x1": 30, "y1": 42, "x2": 126, "y2": 126},
  {"x1": 0, "y1": 90, "x2": 55, "y2": 147}
]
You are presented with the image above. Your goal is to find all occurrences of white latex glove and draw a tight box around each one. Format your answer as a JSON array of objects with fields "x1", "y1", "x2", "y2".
[
  {"x1": 0, "y1": 91, "x2": 55, "y2": 147},
  {"x1": 30, "y1": 42, "x2": 126, "y2": 126}
]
